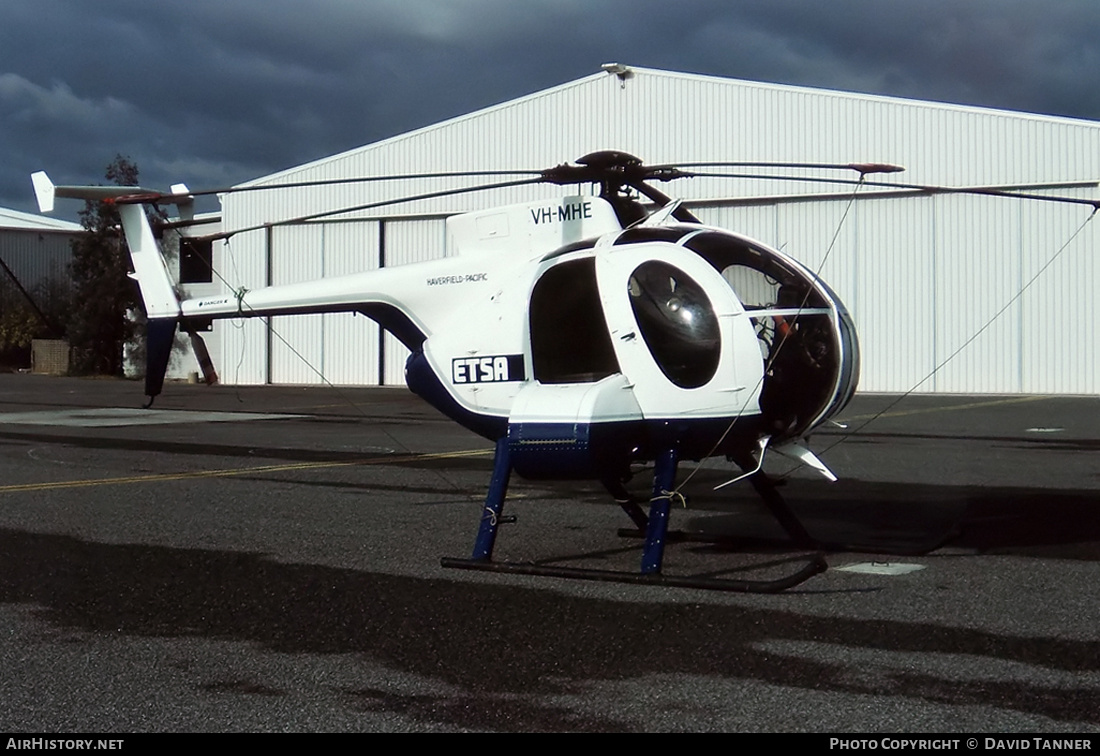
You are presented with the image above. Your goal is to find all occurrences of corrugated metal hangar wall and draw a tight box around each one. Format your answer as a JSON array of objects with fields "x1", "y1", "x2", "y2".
[
  {"x1": 209, "y1": 66, "x2": 1100, "y2": 395},
  {"x1": 0, "y1": 209, "x2": 82, "y2": 293}
]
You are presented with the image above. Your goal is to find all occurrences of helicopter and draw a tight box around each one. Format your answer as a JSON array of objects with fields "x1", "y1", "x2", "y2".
[{"x1": 30, "y1": 151, "x2": 1098, "y2": 593}]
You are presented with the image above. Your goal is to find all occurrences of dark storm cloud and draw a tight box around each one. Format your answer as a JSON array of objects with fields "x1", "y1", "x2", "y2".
[{"x1": 2, "y1": 0, "x2": 1099, "y2": 216}]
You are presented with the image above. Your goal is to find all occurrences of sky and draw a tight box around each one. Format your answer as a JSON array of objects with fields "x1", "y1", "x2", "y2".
[{"x1": 3, "y1": 0, "x2": 1100, "y2": 218}]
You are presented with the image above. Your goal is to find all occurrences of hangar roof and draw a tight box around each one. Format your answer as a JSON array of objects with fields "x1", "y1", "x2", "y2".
[
  {"x1": 243, "y1": 64, "x2": 1100, "y2": 187},
  {"x1": 0, "y1": 206, "x2": 83, "y2": 232},
  {"x1": 224, "y1": 64, "x2": 1100, "y2": 231}
]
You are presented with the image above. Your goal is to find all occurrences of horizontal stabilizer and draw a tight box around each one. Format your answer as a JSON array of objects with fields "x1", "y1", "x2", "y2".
[{"x1": 31, "y1": 171, "x2": 162, "y2": 213}]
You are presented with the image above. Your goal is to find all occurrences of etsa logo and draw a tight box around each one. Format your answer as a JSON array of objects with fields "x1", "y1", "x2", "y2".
[{"x1": 451, "y1": 355, "x2": 525, "y2": 384}]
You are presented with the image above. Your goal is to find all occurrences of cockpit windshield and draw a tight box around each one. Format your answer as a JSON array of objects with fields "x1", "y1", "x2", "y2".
[{"x1": 683, "y1": 230, "x2": 858, "y2": 437}]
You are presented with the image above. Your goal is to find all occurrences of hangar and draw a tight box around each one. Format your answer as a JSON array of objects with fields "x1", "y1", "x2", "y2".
[
  {"x1": 0, "y1": 207, "x2": 81, "y2": 295},
  {"x1": 0, "y1": 207, "x2": 81, "y2": 344},
  {"x1": 199, "y1": 65, "x2": 1100, "y2": 395}
]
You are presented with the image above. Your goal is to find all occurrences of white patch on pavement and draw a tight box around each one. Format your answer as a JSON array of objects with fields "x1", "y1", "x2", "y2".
[{"x1": 834, "y1": 562, "x2": 926, "y2": 576}]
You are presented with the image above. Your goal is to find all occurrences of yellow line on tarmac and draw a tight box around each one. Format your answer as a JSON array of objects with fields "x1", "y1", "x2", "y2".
[
  {"x1": 0, "y1": 448, "x2": 493, "y2": 494},
  {"x1": 840, "y1": 394, "x2": 1049, "y2": 423}
]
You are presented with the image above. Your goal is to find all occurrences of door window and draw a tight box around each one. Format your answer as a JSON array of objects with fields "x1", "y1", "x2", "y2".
[{"x1": 627, "y1": 261, "x2": 721, "y2": 389}]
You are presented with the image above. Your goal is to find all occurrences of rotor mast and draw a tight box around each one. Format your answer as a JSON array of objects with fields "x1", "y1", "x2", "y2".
[{"x1": 541, "y1": 151, "x2": 699, "y2": 225}]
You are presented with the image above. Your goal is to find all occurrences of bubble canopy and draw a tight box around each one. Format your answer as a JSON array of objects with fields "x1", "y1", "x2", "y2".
[{"x1": 626, "y1": 261, "x2": 721, "y2": 389}]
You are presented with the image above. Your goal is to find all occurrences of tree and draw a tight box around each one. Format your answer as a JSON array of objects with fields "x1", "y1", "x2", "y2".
[{"x1": 67, "y1": 155, "x2": 144, "y2": 376}]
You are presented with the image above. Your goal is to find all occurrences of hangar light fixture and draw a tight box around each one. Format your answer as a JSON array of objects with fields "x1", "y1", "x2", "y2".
[{"x1": 600, "y1": 62, "x2": 633, "y2": 87}]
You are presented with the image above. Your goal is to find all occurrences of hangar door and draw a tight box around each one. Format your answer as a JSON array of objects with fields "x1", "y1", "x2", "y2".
[
  {"x1": 268, "y1": 221, "x2": 381, "y2": 386},
  {"x1": 267, "y1": 217, "x2": 447, "y2": 386},
  {"x1": 381, "y1": 219, "x2": 449, "y2": 386}
]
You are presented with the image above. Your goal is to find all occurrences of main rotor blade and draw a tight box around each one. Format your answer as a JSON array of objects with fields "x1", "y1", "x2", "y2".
[
  {"x1": 203, "y1": 177, "x2": 547, "y2": 242},
  {"x1": 655, "y1": 161, "x2": 906, "y2": 175},
  {"x1": 112, "y1": 160, "x2": 902, "y2": 207},
  {"x1": 115, "y1": 169, "x2": 545, "y2": 206},
  {"x1": 686, "y1": 171, "x2": 1100, "y2": 209}
]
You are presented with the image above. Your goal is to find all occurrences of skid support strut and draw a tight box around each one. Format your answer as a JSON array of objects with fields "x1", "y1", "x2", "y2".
[
  {"x1": 640, "y1": 447, "x2": 679, "y2": 574},
  {"x1": 729, "y1": 449, "x2": 816, "y2": 548},
  {"x1": 469, "y1": 436, "x2": 513, "y2": 562},
  {"x1": 441, "y1": 441, "x2": 826, "y2": 592}
]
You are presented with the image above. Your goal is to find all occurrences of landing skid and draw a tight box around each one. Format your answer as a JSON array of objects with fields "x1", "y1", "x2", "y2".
[
  {"x1": 440, "y1": 439, "x2": 828, "y2": 593},
  {"x1": 440, "y1": 553, "x2": 827, "y2": 593}
]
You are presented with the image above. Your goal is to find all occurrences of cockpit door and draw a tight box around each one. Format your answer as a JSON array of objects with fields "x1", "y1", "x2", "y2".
[{"x1": 594, "y1": 241, "x2": 765, "y2": 420}]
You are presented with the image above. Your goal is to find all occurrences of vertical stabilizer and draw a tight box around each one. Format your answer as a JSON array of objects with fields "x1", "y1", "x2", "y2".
[
  {"x1": 116, "y1": 204, "x2": 181, "y2": 319},
  {"x1": 30, "y1": 172, "x2": 55, "y2": 213}
]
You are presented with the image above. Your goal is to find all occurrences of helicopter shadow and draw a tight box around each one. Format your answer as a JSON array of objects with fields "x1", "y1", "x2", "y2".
[{"x1": 677, "y1": 472, "x2": 1100, "y2": 561}]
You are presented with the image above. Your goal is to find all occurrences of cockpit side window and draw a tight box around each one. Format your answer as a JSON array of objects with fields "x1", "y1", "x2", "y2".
[
  {"x1": 530, "y1": 257, "x2": 620, "y2": 383},
  {"x1": 627, "y1": 261, "x2": 720, "y2": 389}
]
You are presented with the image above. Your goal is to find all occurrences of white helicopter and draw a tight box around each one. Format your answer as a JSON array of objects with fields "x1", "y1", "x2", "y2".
[{"x1": 30, "y1": 151, "x2": 1097, "y2": 592}]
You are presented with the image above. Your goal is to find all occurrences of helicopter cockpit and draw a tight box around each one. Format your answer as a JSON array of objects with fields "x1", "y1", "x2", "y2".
[{"x1": 526, "y1": 225, "x2": 859, "y2": 445}]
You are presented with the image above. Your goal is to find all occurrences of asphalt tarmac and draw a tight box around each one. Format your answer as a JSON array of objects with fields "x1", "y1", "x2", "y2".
[{"x1": 0, "y1": 373, "x2": 1097, "y2": 733}]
